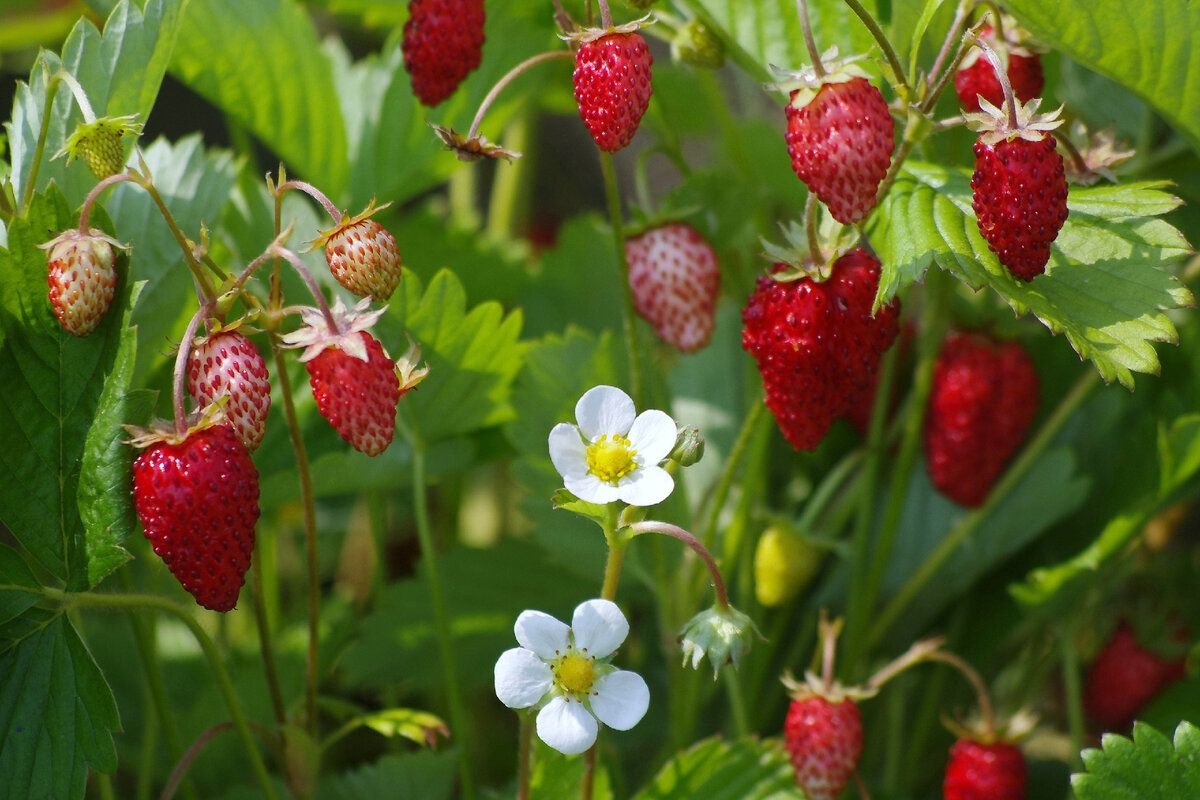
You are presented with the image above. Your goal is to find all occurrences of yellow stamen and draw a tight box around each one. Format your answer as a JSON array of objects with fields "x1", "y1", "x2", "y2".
[
  {"x1": 555, "y1": 653, "x2": 595, "y2": 694},
  {"x1": 586, "y1": 434, "x2": 638, "y2": 484}
]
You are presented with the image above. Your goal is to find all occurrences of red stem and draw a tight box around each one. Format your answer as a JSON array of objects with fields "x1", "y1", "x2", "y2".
[
  {"x1": 271, "y1": 246, "x2": 340, "y2": 334},
  {"x1": 173, "y1": 301, "x2": 214, "y2": 436},
  {"x1": 973, "y1": 38, "x2": 1018, "y2": 128},
  {"x1": 629, "y1": 521, "x2": 729, "y2": 607},
  {"x1": 275, "y1": 179, "x2": 343, "y2": 223},
  {"x1": 78, "y1": 172, "x2": 137, "y2": 232}
]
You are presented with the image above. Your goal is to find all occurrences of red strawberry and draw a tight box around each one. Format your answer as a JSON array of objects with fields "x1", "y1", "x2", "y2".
[
  {"x1": 954, "y1": 26, "x2": 1044, "y2": 114},
  {"x1": 573, "y1": 29, "x2": 653, "y2": 152},
  {"x1": 626, "y1": 222, "x2": 720, "y2": 353},
  {"x1": 784, "y1": 693, "x2": 863, "y2": 800},
  {"x1": 742, "y1": 248, "x2": 900, "y2": 451},
  {"x1": 968, "y1": 99, "x2": 1068, "y2": 281},
  {"x1": 943, "y1": 739, "x2": 1027, "y2": 800},
  {"x1": 924, "y1": 333, "x2": 1038, "y2": 507},
  {"x1": 40, "y1": 228, "x2": 124, "y2": 336},
  {"x1": 1084, "y1": 621, "x2": 1187, "y2": 731},
  {"x1": 187, "y1": 330, "x2": 271, "y2": 450},
  {"x1": 314, "y1": 204, "x2": 403, "y2": 300},
  {"x1": 131, "y1": 423, "x2": 259, "y2": 612},
  {"x1": 401, "y1": 0, "x2": 486, "y2": 107},
  {"x1": 785, "y1": 76, "x2": 893, "y2": 224},
  {"x1": 280, "y1": 298, "x2": 426, "y2": 457}
]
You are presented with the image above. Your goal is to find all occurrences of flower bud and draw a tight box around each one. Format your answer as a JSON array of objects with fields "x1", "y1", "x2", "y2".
[
  {"x1": 679, "y1": 603, "x2": 759, "y2": 678},
  {"x1": 669, "y1": 425, "x2": 705, "y2": 467}
]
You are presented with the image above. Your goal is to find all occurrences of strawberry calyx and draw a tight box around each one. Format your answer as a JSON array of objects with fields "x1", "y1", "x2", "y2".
[
  {"x1": 1063, "y1": 122, "x2": 1135, "y2": 186},
  {"x1": 124, "y1": 402, "x2": 228, "y2": 450},
  {"x1": 772, "y1": 47, "x2": 871, "y2": 108},
  {"x1": 431, "y1": 124, "x2": 522, "y2": 162},
  {"x1": 958, "y1": 21, "x2": 1043, "y2": 72},
  {"x1": 308, "y1": 198, "x2": 393, "y2": 252},
  {"x1": 965, "y1": 95, "x2": 1063, "y2": 145},
  {"x1": 560, "y1": 15, "x2": 653, "y2": 46},
  {"x1": 760, "y1": 218, "x2": 855, "y2": 284},
  {"x1": 943, "y1": 708, "x2": 1038, "y2": 747},
  {"x1": 39, "y1": 227, "x2": 127, "y2": 255},
  {"x1": 280, "y1": 296, "x2": 387, "y2": 363},
  {"x1": 394, "y1": 335, "x2": 431, "y2": 395}
]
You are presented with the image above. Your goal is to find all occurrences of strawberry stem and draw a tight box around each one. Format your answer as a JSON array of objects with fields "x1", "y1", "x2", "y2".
[
  {"x1": 596, "y1": 0, "x2": 613, "y2": 29},
  {"x1": 57, "y1": 69, "x2": 97, "y2": 123},
  {"x1": 467, "y1": 50, "x2": 572, "y2": 141},
  {"x1": 1051, "y1": 128, "x2": 1091, "y2": 177},
  {"x1": 978, "y1": 0, "x2": 1006, "y2": 43},
  {"x1": 629, "y1": 521, "x2": 731, "y2": 608},
  {"x1": 275, "y1": 179, "x2": 343, "y2": 223},
  {"x1": 1060, "y1": 632, "x2": 1086, "y2": 768},
  {"x1": 818, "y1": 611, "x2": 841, "y2": 691},
  {"x1": 77, "y1": 171, "x2": 137, "y2": 232},
  {"x1": 271, "y1": 245, "x2": 340, "y2": 334},
  {"x1": 921, "y1": 19, "x2": 988, "y2": 115},
  {"x1": 839, "y1": 0, "x2": 910, "y2": 96},
  {"x1": 131, "y1": 162, "x2": 223, "y2": 304},
  {"x1": 926, "y1": 0, "x2": 971, "y2": 98},
  {"x1": 22, "y1": 64, "x2": 61, "y2": 214},
  {"x1": 974, "y1": 38, "x2": 1019, "y2": 129},
  {"x1": 160, "y1": 722, "x2": 235, "y2": 800},
  {"x1": 923, "y1": 649, "x2": 997, "y2": 739},
  {"x1": 173, "y1": 301, "x2": 212, "y2": 437},
  {"x1": 796, "y1": 0, "x2": 827, "y2": 78},
  {"x1": 599, "y1": 151, "x2": 645, "y2": 407},
  {"x1": 517, "y1": 712, "x2": 533, "y2": 800}
]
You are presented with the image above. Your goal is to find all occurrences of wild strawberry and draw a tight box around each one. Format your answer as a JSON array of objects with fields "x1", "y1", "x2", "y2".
[
  {"x1": 742, "y1": 248, "x2": 900, "y2": 451},
  {"x1": 572, "y1": 26, "x2": 653, "y2": 152},
  {"x1": 1084, "y1": 621, "x2": 1187, "y2": 731},
  {"x1": 130, "y1": 421, "x2": 259, "y2": 612},
  {"x1": 954, "y1": 26, "x2": 1043, "y2": 114},
  {"x1": 59, "y1": 115, "x2": 142, "y2": 180},
  {"x1": 626, "y1": 222, "x2": 720, "y2": 353},
  {"x1": 943, "y1": 739, "x2": 1027, "y2": 800},
  {"x1": 281, "y1": 298, "x2": 427, "y2": 456},
  {"x1": 782, "y1": 71, "x2": 893, "y2": 224},
  {"x1": 402, "y1": 0, "x2": 486, "y2": 107},
  {"x1": 784, "y1": 693, "x2": 863, "y2": 800},
  {"x1": 924, "y1": 332, "x2": 1039, "y2": 507},
  {"x1": 967, "y1": 97, "x2": 1068, "y2": 281},
  {"x1": 187, "y1": 329, "x2": 271, "y2": 451},
  {"x1": 40, "y1": 228, "x2": 125, "y2": 336},
  {"x1": 311, "y1": 203, "x2": 403, "y2": 300},
  {"x1": 754, "y1": 523, "x2": 822, "y2": 607}
]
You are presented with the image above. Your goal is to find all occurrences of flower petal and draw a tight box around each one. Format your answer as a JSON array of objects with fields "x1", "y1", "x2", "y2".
[
  {"x1": 536, "y1": 696, "x2": 598, "y2": 755},
  {"x1": 590, "y1": 669, "x2": 650, "y2": 731},
  {"x1": 494, "y1": 648, "x2": 553, "y2": 709},
  {"x1": 549, "y1": 423, "x2": 588, "y2": 479},
  {"x1": 564, "y1": 472, "x2": 621, "y2": 505},
  {"x1": 575, "y1": 385, "x2": 636, "y2": 440},
  {"x1": 616, "y1": 465, "x2": 674, "y2": 507},
  {"x1": 514, "y1": 610, "x2": 570, "y2": 660},
  {"x1": 627, "y1": 409, "x2": 677, "y2": 465},
  {"x1": 572, "y1": 598, "x2": 628, "y2": 659}
]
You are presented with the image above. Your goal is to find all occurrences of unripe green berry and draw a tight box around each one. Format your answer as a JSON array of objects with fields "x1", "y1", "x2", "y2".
[{"x1": 672, "y1": 19, "x2": 725, "y2": 70}]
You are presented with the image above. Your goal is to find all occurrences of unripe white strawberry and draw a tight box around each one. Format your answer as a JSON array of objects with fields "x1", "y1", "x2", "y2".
[
  {"x1": 40, "y1": 228, "x2": 124, "y2": 336},
  {"x1": 187, "y1": 329, "x2": 272, "y2": 450},
  {"x1": 312, "y1": 203, "x2": 402, "y2": 300},
  {"x1": 626, "y1": 222, "x2": 720, "y2": 353}
]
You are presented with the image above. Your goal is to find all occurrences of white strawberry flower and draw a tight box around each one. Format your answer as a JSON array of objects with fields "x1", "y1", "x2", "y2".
[
  {"x1": 548, "y1": 385, "x2": 676, "y2": 506},
  {"x1": 494, "y1": 599, "x2": 649, "y2": 755},
  {"x1": 279, "y1": 295, "x2": 385, "y2": 363}
]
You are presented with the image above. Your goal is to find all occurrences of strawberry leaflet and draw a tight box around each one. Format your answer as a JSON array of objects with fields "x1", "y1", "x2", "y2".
[{"x1": 868, "y1": 162, "x2": 1193, "y2": 388}]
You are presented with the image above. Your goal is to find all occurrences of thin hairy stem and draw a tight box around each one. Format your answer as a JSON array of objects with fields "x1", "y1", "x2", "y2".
[
  {"x1": 796, "y1": 0, "x2": 826, "y2": 78},
  {"x1": 598, "y1": 151, "x2": 644, "y2": 406},
  {"x1": 78, "y1": 173, "x2": 137, "y2": 231},
  {"x1": 159, "y1": 723, "x2": 234, "y2": 800},
  {"x1": 276, "y1": 179, "x2": 342, "y2": 223},
  {"x1": 839, "y1": 0, "x2": 910, "y2": 95},
  {"x1": 468, "y1": 51, "x2": 572, "y2": 140},
  {"x1": 172, "y1": 302, "x2": 212, "y2": 435},
  {"x1": 631, "y1": 521, "x2": 729, "y2": 607},
  {"x1": 272, "y1": 246, "x2": 339, "y2": 332}
]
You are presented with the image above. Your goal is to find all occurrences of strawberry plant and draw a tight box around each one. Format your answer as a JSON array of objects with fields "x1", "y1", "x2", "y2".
[{"x1": 1, "y1": 0, "x2": 1200, "y2": 798}]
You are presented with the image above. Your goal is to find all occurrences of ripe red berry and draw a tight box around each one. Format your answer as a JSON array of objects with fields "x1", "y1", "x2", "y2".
[
  {"x1": 943, "y1": 739, "x2": 1027, "y2": 800},
  {"x1": 742, "y1": 248, "x2": 900, "y2": 451},
  {"x1": 785, "y1": 77, "x2": 894, "y2": 224},
  {"x1": 626, "y1": 222, "x2": 720, "y2": 353},
  {"x1": 1084, "y1": 621, "x2": 1187, "y2": 732},
  {"x1": 322, "y1": 218, "x2": 403, "y2": 300},
  {"x1": 784, "y1": 694, "x2": 863, "y2": 800},
  {"x1": 924, "y1": 333, "x2": 1039, "y2": 507},
  {"x1": 188, "y1": 330, "x2": 272, "y2": 451},
  {"x1": 132, "y1": 424, "x2": 260, "y2": 612},
  {"x1": 573, "y1": 30, "x2": 653, "y2": 152},
  {"x1": 41, "y1": 228, "x2": 123, "y2": 336},
  {"x1": 972, "y1": 135, "x2": 1068, "y2": 281},
  {"x1": 401, "y1": 0, "x2": 486, "y2": 107},
  {"x1": 306, "y1": 331, "x2": 401, "y2": 456},
  {"x1": 954, "y1": 27, "x2": 1044, "y2": 113}
]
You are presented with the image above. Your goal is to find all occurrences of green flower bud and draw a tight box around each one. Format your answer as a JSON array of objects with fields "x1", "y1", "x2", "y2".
[{"x1": 679, "y1": 603, "x2": 759, "y2": 678}]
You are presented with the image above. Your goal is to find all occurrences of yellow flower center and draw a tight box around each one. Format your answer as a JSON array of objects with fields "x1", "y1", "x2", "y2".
[
  {"x1": 555, "y1": 653, "x2": 595, "y2": 694},
  {"x1": 586, "y1": 434, "x2": 638, "y2": 484}
]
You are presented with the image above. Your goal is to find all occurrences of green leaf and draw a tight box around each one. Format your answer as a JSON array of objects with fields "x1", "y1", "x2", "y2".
[
  {"x1": 380, "y1": 268, "x2": 525, "y2": 442},
  {"x1": 870, "y1": 163, "x2": 1193, "y2": 388},
  {"x1": 0, "y1": 544, "x2": 40, "y2": 627},
  {"x1": 0, "y1": 615, "x2": 121, "y2": 799},
  {"x1": 101, "y1": 135, "x2": 238, "y2": 380},
  {"x1": 317, "y1": 750, "x2": 458, "y2": 800},
  {"x1": 6, "y1": 0, "x2": 184, "y2": 207},
  {"x1": 1072, "y1": 722, "x2": 1200, "y2": 798},
  {"x1": 1002, "y1": 0, "x2": 1200, "y2": 149},
  {"x1": 550, "y1": 489, "x2": 612, "y2": 530},
  {"x1": 0, "y1": 188, "x2": 135, "y2": 586},
  {"x1": 528, "y1": 739, "x2": 613, "y2": 800},
  {"x1": 354, "y1": 708, "x2": 448, "y2": 747},
  {"x1": 633, "y1": 737, "x2": 801, "y2": 799},
  {"x1": 169, "y1": 0, "x2": 348, "y2": 194}
]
